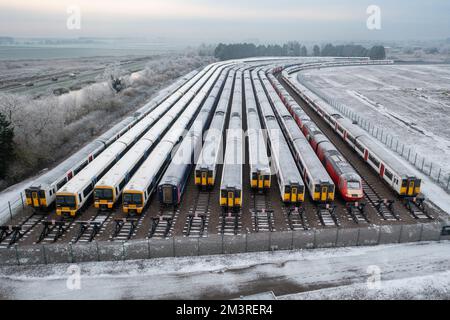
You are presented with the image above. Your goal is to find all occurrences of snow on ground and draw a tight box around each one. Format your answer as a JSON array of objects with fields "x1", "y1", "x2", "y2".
[
  {"x1": 294, "y1": 64, "x2": 450, "y2": 214},
  {"x1": 0, "y1": 241, "x2": 448, "y2": 300},
  {"x1": 279, "y1": 271, "x2": 450, "y2": 300},
  {"x1": 299, "y1": 64, "x2": 450, "y2": 175}
]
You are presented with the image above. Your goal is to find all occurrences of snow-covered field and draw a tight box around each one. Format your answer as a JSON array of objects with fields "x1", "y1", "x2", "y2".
[
  {"x1": 0, "y1": 241, "x2": 448, "y2": 300},
  {"x1": 298, "y1": 64, "x2": 450, "y2": 177}
]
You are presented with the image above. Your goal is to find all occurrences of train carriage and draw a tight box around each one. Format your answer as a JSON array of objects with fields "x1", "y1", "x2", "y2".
[
  {"x1": 194, "y1": 69, "x2": 236, "y2": 188},
  {"x1": 253, "y1": 69, "x2": 305, "y2": 204},
  {"x1": 243, "y1": 70, "x2": 271, "y2": 191},
  {"x1": 220, "y1": 71, "x2": 244, "y2": 211},
  {"x1": 158, "y1": 66, "x2": 230, "y2": 206}
]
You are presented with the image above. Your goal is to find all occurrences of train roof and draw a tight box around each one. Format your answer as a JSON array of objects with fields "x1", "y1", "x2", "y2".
[{"x1": 58, "y1": 142, "x2": 127, "y2": 194}]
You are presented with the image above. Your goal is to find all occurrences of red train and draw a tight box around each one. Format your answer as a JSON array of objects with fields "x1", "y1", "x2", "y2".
[{"x1": 268, "y1": 75, "x2": 364, "y2": 202}]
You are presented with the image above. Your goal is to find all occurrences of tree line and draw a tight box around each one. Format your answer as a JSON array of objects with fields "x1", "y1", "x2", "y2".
[{"x1": 214, "y1": 42, "x2": 386, "y2": 60}]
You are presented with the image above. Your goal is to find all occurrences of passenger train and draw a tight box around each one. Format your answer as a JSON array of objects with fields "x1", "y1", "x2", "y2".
[{"x1": 281, "y1": 67, "x2": 421, "y2": 198}]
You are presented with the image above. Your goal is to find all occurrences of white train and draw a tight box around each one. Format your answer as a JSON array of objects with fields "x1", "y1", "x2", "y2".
[
  {"x1": 121, "y1": 62, "x2": 231, "y2": 214},
  {"x1": 253, "y1": 68, "x2": 305, "y2": 204},
  {"x1": 54, "y1": 63, "x2": 217, "y2": 216},
  {"x1": 281, "y1": 64, "x2": 420, "y2": 197},
  {"x1": 243, "y1": 70, "x2": 271, "y2": 191},
  {"x1": 262, "y1": 71, "x2": 335, "y2": 203},
  {"x1": 220, "y1": 69, "x2": 244, "y2": 211},
  {"x1": 194, "y1": 68, "x2": 236, "y2": 188}
]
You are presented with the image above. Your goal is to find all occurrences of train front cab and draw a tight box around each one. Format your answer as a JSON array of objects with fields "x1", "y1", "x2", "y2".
[
  {"x1": 220, "y1": 188, "x2": 242, "y2": 212},
  {"x1": 283, "y1": 184, "x2": 305, "y2": 204},
  {"x1": 158, "y1": 184, "x2": 179, "y2": 206},
  {"x1": 251, "y1": 172, "x2": 271, "y2": 190},
  {"x1": 94, "y1": 187, "x2": 115, "y2": 210},
  {"x1": 122, "y1": 191, "x2": 144, "y2": 214},
  {"x1": 312, "y1": 183, "x2": 335, "y2": 203},
  {"x1": 25, "y1": 188, "x2": 48, "y2": 209},
  {"x1": 401, "y1": 177, "x2": 421, "y2": 197},
  {"x1": 55, "y1": 193, "x2": 78, "y2": 217},
  {"x1": 195, "y1": 168, "x2": 213, "y2": 189}
]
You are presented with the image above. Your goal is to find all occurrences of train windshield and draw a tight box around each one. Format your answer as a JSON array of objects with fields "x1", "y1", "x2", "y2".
[
  {"x1": 123, "y1": 193, "x2": 143, "y2": 205},
  {"x1": 94, "y1": 188, "x2": 113, "y2": 200},
  {"x1": 56, "y1": 195, "x2": 76, "y2": 207},
  {"x1": 347, "y1": 181, "x2": 361, "y2": 189}
]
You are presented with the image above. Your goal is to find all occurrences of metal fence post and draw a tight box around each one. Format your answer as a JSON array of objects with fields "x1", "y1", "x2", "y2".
[
  {"x1": 15, "y1": 245, "x2": 20, "y2": 266},
  {"x1": 291, "y1": 231, "x2": 294, "y2": 250},
  {"x1": 42, "y1": 244, "x2": 47, "y2": 265},
  {"x1": 447, "y1": 176, "x2": 450, "y2": 190},
  {"x1": 438, "y1": 168, "x2": 442, "y2": 183},
  {"x1": 398, "y1": 225, "x2": 404, "y2": 243},
  {"x1": 147, "y1": 239, "x2": 151, "y2": 259},
  {"x1": 96, "y1": 241, "x2": 100, "y2": 262},
  {"x1": 69, "y1": 242, "x2": 74, "y2": 263},
  {"x1": 407, "y1": 149, "x2": 411, "y2": 161},
  {"x1": 414, "y1": 153, "x2": 418, "y2": 166},
  {"x1": 421, "y1": 158, "x2": 425, "y2": 171},
  {"x1": 429, "y1": 163, "x2": 433, "y2": 176},
  {"x1": 419, "y1": 224, "x2": 424, "y2": 242}
]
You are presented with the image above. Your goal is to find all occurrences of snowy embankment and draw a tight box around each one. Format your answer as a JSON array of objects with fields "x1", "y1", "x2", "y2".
[
  {"x1": 0, "y1": 242, "x2": 448, "y2": 299},
  {"x1": 292, "y1": 65, "x2": 450, "y2": 215}
]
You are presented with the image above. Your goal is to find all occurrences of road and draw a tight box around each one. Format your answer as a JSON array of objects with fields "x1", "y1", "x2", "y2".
[{"x1": 0, "y1": 241, "x2": 448, "y2": 299}]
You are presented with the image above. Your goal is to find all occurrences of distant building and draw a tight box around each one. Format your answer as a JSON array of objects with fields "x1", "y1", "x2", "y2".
[{"x1": 0, "y1": 37, "x2": 14, "y2": 45}]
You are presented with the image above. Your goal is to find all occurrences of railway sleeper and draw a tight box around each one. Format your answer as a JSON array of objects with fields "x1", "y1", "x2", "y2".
[
  {"x1": 374, "y1": 199, "x2": 399, "y2": 221},
  {"x1": 74, "y1": 221, "x2": 102, "y2": 243},
  {"x1": 149, "y1": 216, "x2": 173, "y2": 239},
  {"x1": 403, "y1": 197, "x2": 433, "y2": 220},
  {"x1": 252, "y1": 209, "x2": 274, "y2": 232},
  {"x1": 37, "y1": 220, "x2": 70, "y2": 244},
  {"x1": 287, "y1": 206, "x2": 309, "y2": 231},
  {"x1": 0, "y1": 225, "x2": 22, "y2": 245},
  {"x1": 185, "y1": 214, "x2": 206, "y2": 237},
  {"x1": 220, "y1": 212, "x2": 240, "y2": 235},
  {"x1": 346, "y1": 202, "x2": 369, "y2": 224},
  {"x1": 317, "y1": 204, "x2": 339, "y2": 227},
  {"x1": 112, "y1": 218, "x2": 138, "y2": 240}
]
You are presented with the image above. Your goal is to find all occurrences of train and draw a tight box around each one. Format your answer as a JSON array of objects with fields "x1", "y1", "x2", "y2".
[
  {"x1": 24, "y1": 70, "x2": 198, "y2": 211},
  {"x1": 268, "y1": 73, "x2": 363, "y2": 202},
  {"x1": 157, "y1": 66, "x2": 230, "y2": 206},
  {"x1": 252, "y1": 68, "x2": 305, "y2": 205},
  {"x1": 219, "y1": 69, "x2": 244, "y2": 211},
  {"x1": 261, "y1": 70, "x2": 335, "y2": 203},
  {"x1": 121, "y1": 62, "x2": 229, "y2": 214},
  {"x1": 281, "y1": 67, "x2": 421, "y2": 198},
  {"x1": 194, "y1": 69, "x2": 236, "y2": 189},
  {"x1": 243, "y1": 70, "x2": 271, "y2": 191},
  {"x1": 55, "y1": 64, "x2": 217, "y2": 216}
]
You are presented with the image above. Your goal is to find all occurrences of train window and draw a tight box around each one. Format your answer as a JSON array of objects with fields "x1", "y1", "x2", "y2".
[
  {"x1": 337, "y1": 126, "x2": 344, "y2": 133},
  {"x1": 368, "y1": 154, "x2": 380, "y2": 168},
  {"x1": 49, "y1": 190, "x2": 52, "y2": 196},
  {"x1": 79, "y1": 194, "x2": 82, "y2": 203},
  {"x1": 208, "y1": 171, "x2": 213, "y2": 177},
  {"x1": 355, "y1": 142, "x2": 365, "y2": 153},
  {"x1": 385, "y1": 169, "x2": 393, "y2": 181},
  {"x1": 57, "y1": 179, "x2": 66, "y2": 190},
  {"x1": 83, "y1": 184, "x2": 93, "y2": 198}
]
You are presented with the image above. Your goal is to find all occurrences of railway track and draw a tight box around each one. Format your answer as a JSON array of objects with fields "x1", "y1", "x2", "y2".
[
  {"x1": 148, "y1": 206, "x2": 180, "y2": 239},
  {"x1": 36, "y1": 217, "x2": 75, "y2": 244},
  {"x1": 0, "y1": 213, "x2": 46, "y2": 248},
  {"x1": 184, "y1": 191, "x2": 212, "y2": 238},
  {"x1": 403, "y1": 197, "x2": 433, "y2": 220},
  {"x1": 285, "y1": 206, "x2": 309, "y2": 231},
  {"x1": 218, "y1": 211, "x2": 241, "y2": 235},
  {"x1": 278, "y1": 75, "x2": 418, "y2": 223},
  {"x1": 346, "y1": 202, "x2": 370, "y2": 224},
  {"x1": 72, "y1": 210, "x2": 113, "y2": 243},
  {"x1": 251, "y1": 192, "x2": 275, "y2": 232}
]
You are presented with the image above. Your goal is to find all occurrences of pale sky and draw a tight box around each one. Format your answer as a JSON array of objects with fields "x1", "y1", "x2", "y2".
[{"x1": 0, "y1": 0, "x2": 449, "y2": 43}]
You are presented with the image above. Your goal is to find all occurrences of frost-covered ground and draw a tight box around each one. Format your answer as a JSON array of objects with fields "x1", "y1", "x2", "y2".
[
  {"x1": 0, "y1": 241, "x2": 448, "y2": 300},
  {"x1": 298, "y1": 64, "x2": 450, "y2": 176}
]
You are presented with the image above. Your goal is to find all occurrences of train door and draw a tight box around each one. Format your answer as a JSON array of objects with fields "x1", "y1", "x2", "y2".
[
  {"x1": 163, "y1": 186, "x2": 173, "y2": 204},
  {"x1": 321, "y1": 186, "x2": 328, "y2": 202},
  {"x1": 407, "y1": 180, "x2": 415, "y2": 196},
  {"x1": 32, "y1": 192, "x2": 39, "y2": 207},
  {"x1": 291, "y1": 187, "x2": 297, "y2": 203},
  {"x1": 201, "y1": 172, "x2": 207, "y2": 186},
  {"x1": 228, "y1": 191, "x2": 234, "y2": 207},
  {"x1": 364, "y1": 150, "x2": 369, "y2": 161},
  {"x1": 380, "y1": 164, "x2": 385, "y2": 177},
  {"x1": 258, "y1": 174, "x2": 263, "y2": 189}
]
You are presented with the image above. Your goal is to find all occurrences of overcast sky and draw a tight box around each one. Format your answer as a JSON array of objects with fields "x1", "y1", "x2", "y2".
[{"x1": 0, "y1": 0, "x2": 449, "y2": 43}]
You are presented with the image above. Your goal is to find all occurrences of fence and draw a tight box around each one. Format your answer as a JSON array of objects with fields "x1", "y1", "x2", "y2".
[
  {"x1": 297, "y1": 74, "x2": 450, "y2": 193},
  {"x1": 0, "y1": 192, "x2": 26, "y2": 225},
  {"x1": 0, "y1": 222, "x2": 447, "y2": 266}
]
